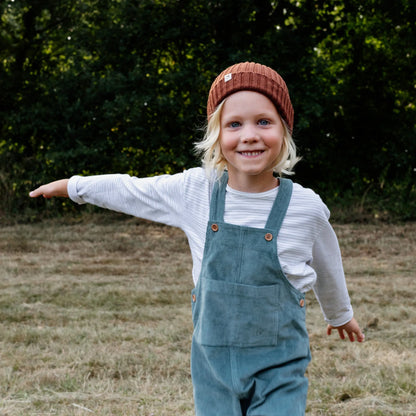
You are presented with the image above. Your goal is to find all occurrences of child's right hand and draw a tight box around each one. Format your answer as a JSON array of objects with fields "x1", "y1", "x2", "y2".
[{"x1": 29, "y1": 179, "x2": 69, "y2": 199}]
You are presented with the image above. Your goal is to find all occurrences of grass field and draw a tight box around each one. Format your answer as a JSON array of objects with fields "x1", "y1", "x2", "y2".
[{"x1": 0, "y1": 214, "x2": 415, "y2": 415}]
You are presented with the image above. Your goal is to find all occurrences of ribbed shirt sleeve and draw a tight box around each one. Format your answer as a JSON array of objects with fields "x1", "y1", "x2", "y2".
[
  {"x1": 311, "y1": 223, "x2": 353, "y2": 326},
  {"x1": 68, "y1": 172, "x2": 187, "y2": 228}
]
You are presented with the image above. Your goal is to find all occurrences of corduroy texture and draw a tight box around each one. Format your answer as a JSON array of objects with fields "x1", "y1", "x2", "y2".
[{"x1": 207, "y1": 62, "x2": 294, "y2": 131}]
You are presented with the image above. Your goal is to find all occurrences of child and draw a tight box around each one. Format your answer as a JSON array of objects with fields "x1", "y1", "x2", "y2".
[{"x1": 30, "y1": 62, "x2": 364, "y2": 416}]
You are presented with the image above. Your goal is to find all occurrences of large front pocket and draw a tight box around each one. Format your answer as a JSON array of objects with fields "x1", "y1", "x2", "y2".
[{"x1": 192, "y1": 278, "x2": 279, "y2": 347}]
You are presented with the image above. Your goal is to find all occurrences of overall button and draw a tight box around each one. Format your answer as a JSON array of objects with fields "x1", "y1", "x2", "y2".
[
  {"x1": 264, "y1": 233, "x2": 273, "y2": 241},
  {"x1": 299, "y1": 299, "x2": 305, "y2": 308},
  {"x1": 192, "y1": 294, "x2": 196, "y2": 302},
  {"x1": 211, "y1": 224, "x2": 219, "y2": 232}
]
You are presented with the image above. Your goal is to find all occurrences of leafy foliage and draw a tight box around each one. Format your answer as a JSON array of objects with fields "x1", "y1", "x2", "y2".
[{"x1": 1, "y1": 0, "x2": 415, "y2": 220}]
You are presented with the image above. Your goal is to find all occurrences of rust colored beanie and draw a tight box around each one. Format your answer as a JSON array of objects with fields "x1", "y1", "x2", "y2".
[{"x1": 207, "y1": 62, "x2": 294, "y2": 132}]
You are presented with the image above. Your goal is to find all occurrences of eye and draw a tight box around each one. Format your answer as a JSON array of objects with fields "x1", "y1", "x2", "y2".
[
  {"x1": 258, "y1": 119, "x2": 270, "y2": 126},
  {"x1": 229, "y1": 121, "x2": 241, "y2": 128}
]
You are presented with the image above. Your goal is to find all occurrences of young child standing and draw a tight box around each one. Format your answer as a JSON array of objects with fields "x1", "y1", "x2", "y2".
[{"x1": 30, "y1": 62, "x2": 364, "y2": 415}]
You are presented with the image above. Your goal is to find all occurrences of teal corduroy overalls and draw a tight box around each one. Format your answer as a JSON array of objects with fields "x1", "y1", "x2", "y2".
[{"x1": 191, "y1": 175, "x2": 311, "y2": 415}]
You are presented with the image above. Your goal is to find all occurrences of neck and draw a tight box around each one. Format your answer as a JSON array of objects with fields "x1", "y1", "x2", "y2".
[{"x1": 227, "y1": 172, "x2": 279, "y2": 193}]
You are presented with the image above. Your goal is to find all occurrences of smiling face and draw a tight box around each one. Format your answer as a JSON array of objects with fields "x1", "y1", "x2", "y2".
[{"x1": 219, "y1": 90, "x2": 285, "y2": 192}]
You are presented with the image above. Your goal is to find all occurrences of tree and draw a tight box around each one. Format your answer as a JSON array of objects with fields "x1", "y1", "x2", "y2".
[{"x1": 1, "y1": 0, "x2": 415, "y2": 219}]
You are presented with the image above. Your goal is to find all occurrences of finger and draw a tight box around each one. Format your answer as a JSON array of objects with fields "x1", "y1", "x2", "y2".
[
  {"x1": 29, "y1": 189, "x2": 42, "y2": 198},
  {"x1": 337, "y1": 328, "x2": 346, "y2": 340},
  {"x1": 327, "y1": 325, "x2": 332, "y2": 336},
  {"x1": 356, "y1": 331, "x2": 365, "y2": 343},
  {"x1": 347, "y1": 331, "x2": 355, "y2": 342}
]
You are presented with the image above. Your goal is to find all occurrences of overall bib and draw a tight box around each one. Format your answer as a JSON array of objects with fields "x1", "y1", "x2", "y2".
[{"x1": 191, "y1": 176, "x2": 311, "y2": 416}]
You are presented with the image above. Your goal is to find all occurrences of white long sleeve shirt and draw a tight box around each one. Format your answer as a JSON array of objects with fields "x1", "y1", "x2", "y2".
[{"x1": 68, "y1": 167, "x2": 353, "y2": 326}]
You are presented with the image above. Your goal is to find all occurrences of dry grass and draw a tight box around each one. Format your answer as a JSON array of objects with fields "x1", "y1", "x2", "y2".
[
  {"x1": 0, "y1": 214, "x2": 415, "y2": 415},
  {"x1": 306, "y1": 222, "x2": 416, "y2": 415}
]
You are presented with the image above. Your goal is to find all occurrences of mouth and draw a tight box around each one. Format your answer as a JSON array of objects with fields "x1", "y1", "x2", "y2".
[{"x1": 239, "y1": 150, "x2": 264, "y2": 157}]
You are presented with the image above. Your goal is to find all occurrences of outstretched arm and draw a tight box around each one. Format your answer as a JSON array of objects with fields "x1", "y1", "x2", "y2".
[
  {"x1": 327, "y1": 317, "x2": 365, "y2": 342},
  {"x1": 29, "y1": 179, "x2": 69, "y2": 199}
]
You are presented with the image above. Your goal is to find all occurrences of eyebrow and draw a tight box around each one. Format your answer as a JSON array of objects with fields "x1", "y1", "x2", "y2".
[{"x1": 222, "y1": 111, "x2": 277, "y2": 121}]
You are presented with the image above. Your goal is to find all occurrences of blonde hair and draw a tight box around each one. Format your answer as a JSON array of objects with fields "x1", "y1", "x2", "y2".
[{"x1": 195, "y1": 99, "x2": 301, "y2": 179}]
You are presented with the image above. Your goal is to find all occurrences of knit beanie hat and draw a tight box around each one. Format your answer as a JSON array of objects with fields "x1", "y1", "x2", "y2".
[{"x1": 207, "y1": 62, "x2": 294, "y2": 132}]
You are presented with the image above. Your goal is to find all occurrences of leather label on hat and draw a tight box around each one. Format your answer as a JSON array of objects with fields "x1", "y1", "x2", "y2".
[{"x1": 224, "y1": 73, "x2": 232, "y2": 82}]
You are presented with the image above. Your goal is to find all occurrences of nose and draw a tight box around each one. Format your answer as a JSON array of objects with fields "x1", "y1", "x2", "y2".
[{"x1": 241, "y1": 124, "x2": 259, "y2": 143}]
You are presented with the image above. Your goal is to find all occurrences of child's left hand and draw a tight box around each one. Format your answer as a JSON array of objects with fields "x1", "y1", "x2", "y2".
[{"x1": 327, "y1": 317, "x2": 365, "y2": 342}]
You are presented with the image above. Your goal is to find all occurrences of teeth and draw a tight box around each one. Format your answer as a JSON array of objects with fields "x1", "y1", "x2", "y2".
[{"x1": 241, "y1": 151, "x2": 262, "y2": 156}]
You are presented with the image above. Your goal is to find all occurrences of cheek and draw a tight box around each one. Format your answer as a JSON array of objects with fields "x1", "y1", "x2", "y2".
[
  {"x1": 273, "y1": 140, "x2": 286, "y2": 163},
  {"x1": 219, "y1": 134, "x2": 234, "y2": 153},
  {"x1": 269, "y1": 134, "x2": 284, "y2": 151}
]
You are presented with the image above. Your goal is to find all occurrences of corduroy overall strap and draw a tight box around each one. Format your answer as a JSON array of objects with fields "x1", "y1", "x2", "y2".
[
  {"x1": 208, "y1": 173, "x2": 228, "y2": 222},
  {"x1": 209, "y1": 173, "x2": 293, "y2": 233},
  {"x1": 265, "y1": 177, "x2": 293, "y2": 231}
]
